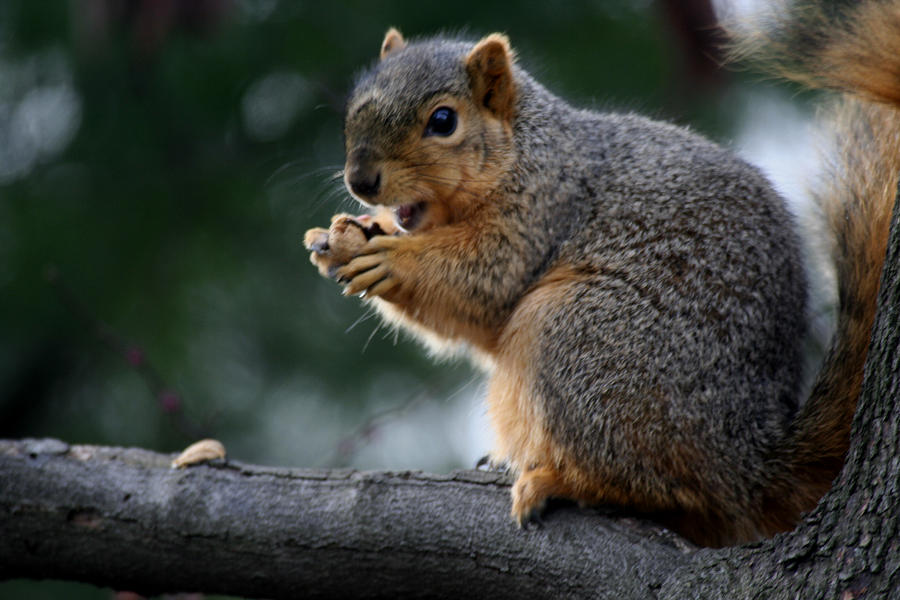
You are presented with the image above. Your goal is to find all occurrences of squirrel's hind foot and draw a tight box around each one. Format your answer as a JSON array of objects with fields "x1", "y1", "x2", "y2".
[{"x1": 511, "y1": 465, "x2": 574, "y2": 527}]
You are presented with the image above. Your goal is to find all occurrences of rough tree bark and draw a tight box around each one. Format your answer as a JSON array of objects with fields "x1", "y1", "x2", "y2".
[
  {"x1": 0, "y1": 439, "x2": 692, "y2": 599},
  {"x1": 3, "y1": 187, "x2": 900, "y2": 598}
]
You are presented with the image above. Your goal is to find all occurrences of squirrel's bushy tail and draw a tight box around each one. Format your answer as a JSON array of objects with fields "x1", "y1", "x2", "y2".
[
  {"x1": 731, "y1": 0, "x2": 900, "y2": 106},
  {"x1": 740, "y1": 0, "x2": 900, "y2": 532}
]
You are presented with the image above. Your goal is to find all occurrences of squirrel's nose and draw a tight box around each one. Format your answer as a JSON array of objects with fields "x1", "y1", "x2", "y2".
[{"x1": 347, "y1": 167, "x2": 381, "y2": 199}]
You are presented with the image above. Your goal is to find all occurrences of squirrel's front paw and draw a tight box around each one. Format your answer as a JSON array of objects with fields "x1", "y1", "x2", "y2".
[
  {"x1": 304, "y1": 214, "x2": 388, "y2": 279},
  {"x1": 336, "y1": 235, "x2": 404, "y2": 300}
]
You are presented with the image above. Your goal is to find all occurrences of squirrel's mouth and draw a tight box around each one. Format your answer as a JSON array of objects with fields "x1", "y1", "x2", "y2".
[{"x1": 393, "y1": 201, "x2": 427, "y2": 231}]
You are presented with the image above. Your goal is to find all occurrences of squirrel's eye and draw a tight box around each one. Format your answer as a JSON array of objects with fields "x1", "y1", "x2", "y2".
[{"x1": 424, "y1": 106, "x2": 457, "y2": 137}]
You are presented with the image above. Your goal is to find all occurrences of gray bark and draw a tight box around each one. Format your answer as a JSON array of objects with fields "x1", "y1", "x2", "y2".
[{"x1": 0, "y1": 439, "x2": 691, "y2": 599}]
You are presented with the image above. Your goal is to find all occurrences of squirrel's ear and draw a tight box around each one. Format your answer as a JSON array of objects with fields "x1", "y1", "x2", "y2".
[
  {"x1": 466, "y1": 33, "x2": 517, "y2": 121},
  {"x1": 380, "y1": 28, "x2": 407, "y2": 60}
]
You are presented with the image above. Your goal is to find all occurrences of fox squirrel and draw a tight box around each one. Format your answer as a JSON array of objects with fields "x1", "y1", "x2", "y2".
[{"x1": 304, "y1": 1, "x2": 900, "y2": 547}]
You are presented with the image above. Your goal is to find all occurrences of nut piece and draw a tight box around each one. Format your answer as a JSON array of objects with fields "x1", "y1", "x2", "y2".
[
  {"x1": 171, "y1": 438, "x2": 227, "y2": 469},
  {"x1": 324, "y1": 215, "x2": 370, "y2": 264}
]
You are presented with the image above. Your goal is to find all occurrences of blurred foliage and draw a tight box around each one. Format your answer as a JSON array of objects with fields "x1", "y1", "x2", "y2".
[{"x1": 1, "y1": 0, "x2": 752, "y2": 596}]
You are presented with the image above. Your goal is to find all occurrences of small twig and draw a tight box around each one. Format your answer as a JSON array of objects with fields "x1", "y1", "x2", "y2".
[
  {"x1": 321, "y1": 390, "x2": 429, "y2": 468},
  {"x1": 322, "y1": 374, "x2": 484, "y2": 469}
]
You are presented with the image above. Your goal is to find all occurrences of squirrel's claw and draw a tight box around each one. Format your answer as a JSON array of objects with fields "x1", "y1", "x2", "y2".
[
  {"x1": 476, "y1": 454, "x2": 511, "y2": 474},
  {"x1": 519, "y1": 511, "x2": 544, "y2": 531},
  {"x1": 341, "y1": 259, "x2": 391, "y2": 296},
  {"x1": 336, "y1": 236, "x2": 403, "y2": 299},
  {"x1": 511, "y1": 484, "x2": 548, "y2": 528},
  {"x1": 367, "y1": 275, "x2": 400, "y2": 298},
  {"x1": 338, "y1": 253, "x2": 382, "y2": 282}
]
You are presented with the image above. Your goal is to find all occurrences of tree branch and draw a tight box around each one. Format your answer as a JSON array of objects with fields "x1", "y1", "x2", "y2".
[{"x1": 0, "y1": 438, "x2": 692, "y2": 599}]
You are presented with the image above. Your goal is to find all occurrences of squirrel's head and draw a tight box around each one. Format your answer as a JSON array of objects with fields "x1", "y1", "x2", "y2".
[{"x1": 343, "y1": 29, "x2": 518, "y2": 232}]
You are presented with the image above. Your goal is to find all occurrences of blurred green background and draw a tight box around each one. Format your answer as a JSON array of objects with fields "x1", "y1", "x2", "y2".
[{"x1": 1, "y1": 0, "x2": 818, "y2": 598}]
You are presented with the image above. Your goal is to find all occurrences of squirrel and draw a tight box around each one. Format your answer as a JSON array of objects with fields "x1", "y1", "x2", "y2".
[{"x1": 303, "y1": 0, "x2": 900, "y2": 547}]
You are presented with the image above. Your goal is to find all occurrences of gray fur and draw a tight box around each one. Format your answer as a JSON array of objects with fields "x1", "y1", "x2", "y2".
[{"x1": 513, "y1": 73, "x2": 807, "y2": 516}]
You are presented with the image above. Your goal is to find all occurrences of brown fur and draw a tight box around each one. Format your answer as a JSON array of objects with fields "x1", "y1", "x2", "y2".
[
  {"x1": 352, "y1": 222, "x2": 506, "y2": 354},
  {"x1": 487, "y1": 267, "x2": 578, "y2": 475},
  {"x1": 730, "y1": 0, "x2": 900, "y2": 106}
]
